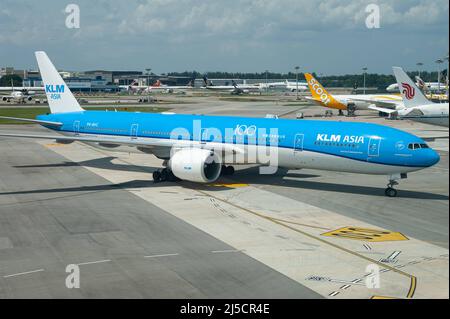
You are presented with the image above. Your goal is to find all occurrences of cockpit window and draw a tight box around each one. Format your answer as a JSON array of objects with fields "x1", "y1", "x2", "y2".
[{"x1": 408, "y1": 143, "x2": 429, "y2": 150}]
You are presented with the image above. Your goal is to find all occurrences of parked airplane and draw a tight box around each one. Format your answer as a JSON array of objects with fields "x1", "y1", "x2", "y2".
[
  {"x1": 202, "y1": 76, "x2": 261, "y2": 94},
  {"x1": 122, "y1": 79, "x2": 195, "y2": 94},
  {"x1": 356, "y1": 67, "x2": 449, "y2": 127},
  {"x1": 304, "y1": 73, "x2": 402, "y2": 115},
  {"x1": 258, "y1": 80, "x2": 308, "y2": 92},
  {"x1": 0, "y1": 52, "x2": 441, "y2": 197},
  {"x1": 0, "y1": 80, "x2": 44, "y2": 103},
  {"x1": 285, "y1": 80, "x2": 308, "y2": 92},
  {"x1": 387, "y1": 77, "x2": 448, "y2": 94}
]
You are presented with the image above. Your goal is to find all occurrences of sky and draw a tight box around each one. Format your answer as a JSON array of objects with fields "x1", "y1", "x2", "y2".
[{"x1": 0, "y1": 0, "x2": 448, "y2": 75}]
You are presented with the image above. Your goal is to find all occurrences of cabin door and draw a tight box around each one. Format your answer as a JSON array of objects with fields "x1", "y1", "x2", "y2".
[
  {"x1": 368, "y1": 137, "x2": 381, "y2": 157},
  {"x1": 294, "y1": 134, "x2": 304, "y2": 152}
]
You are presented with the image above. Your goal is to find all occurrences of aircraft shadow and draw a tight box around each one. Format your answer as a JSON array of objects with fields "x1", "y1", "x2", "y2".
[
  {"x1": 7, "y1": 158, "x2": 448, "y2": 200},
  {"x1": 219, "y1": 166, "x2": 448, "y2": 200}
]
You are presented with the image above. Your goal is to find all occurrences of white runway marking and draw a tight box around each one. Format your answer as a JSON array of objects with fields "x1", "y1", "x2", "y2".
[
  {"x1": 144, "y1": 253, "x2": 179, "y2": 258},
  {"x1": 3, "y1": 269, "x2": 45, "y2": 278},
  {"x1": 77, "y1": 259, "x2": 111, "y2": 266}
]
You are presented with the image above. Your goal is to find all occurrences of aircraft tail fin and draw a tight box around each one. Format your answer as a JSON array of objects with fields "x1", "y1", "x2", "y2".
[
  {"x1": 35, "y1": 51, "x2": 83, "y2": 114},
  {"x1": 304, "y1": 73, "x2": 344, "y2": 109},
  {"x1": 393, "y1": 67, "x2": 430, "y2": 108}
]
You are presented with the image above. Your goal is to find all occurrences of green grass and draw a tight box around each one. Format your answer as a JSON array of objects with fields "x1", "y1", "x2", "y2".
[{"x1": 0, "y1": 106, "x2": 170, "y2": 124}]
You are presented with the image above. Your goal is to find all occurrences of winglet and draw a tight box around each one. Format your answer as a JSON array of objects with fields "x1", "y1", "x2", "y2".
[{"x1": 35, "y1": 51, "x2": 84, "y2": 114}]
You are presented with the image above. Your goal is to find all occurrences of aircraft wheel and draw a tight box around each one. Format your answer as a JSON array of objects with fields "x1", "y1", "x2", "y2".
[
  {"x1": 225, "y1": 166, "x2": 235, "y2": 176},
  {"x1": 222, "y1": 166, "x2": 235, "y2": 176},
  {"x1": 160, "y1": 168, "x2": 169, "y2": 182},
  {"x1": 153, "y1": 170, "x2": 162, "y2": 183},
  {"x1": 167, "y1": 170, "x2": 180, "y2": 182},
  {"x1": 385, "y1": 187, "x2": 398, "y2": 197}
]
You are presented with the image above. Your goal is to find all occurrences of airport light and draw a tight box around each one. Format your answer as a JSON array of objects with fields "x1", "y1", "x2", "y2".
[
  {"x1": 146, "y1": 68, "x2": 151, "y2": 103},
  {"x1": 445, "y1": 54, "x2": 449, "y2": 94},
  {"x1": 436, "y1": 59, "x2": 443, "y2": 92},
  {"x1": 362, "y1": 67, "x2": 368, "y2": 95},
  {"x1": 265, "y1": 70, "x2": 269, "y2": 95},
  {"x1": 295, "y1": 66, "x2": 300, "y2": 100},
  {"x1": 416, "y1": 62, "x2": 423, "y2": 78}
]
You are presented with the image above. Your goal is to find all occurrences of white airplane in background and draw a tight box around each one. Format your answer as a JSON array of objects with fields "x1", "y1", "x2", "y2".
[
  {"x1": 251, "y1": 79, "x2": 308, "y2": 92},
  {"x1": 123, "y1": 79, "x2": 195, "y2": 94},
  {"x1": 356, "y1": 67, "x2": 449, "y2": 127},
  {"x1": 285, "y1": 80, "x2": 308, "y2": 92},
  {"x1": 387, "y1": 77, "x2": 448, "y2": 93},
  {"x1": 202, "y1": 76, "x2": 261, "y2": 94},
  {"x1": 0, "y1": 80, "x2": 44, "y2": 103}
]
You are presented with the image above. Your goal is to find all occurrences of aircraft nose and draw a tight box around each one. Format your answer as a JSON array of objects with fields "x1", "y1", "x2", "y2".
[{"x1": 425, "y1": 149, "x2": 440, "y2": 167}]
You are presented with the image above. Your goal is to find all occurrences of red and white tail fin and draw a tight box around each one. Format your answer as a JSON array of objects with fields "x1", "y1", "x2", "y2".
[{"x1": 393, "y1": 67, "x2": 430, "y2": 108}]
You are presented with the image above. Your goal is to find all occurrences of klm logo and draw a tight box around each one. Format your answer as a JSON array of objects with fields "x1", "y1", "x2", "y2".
[
  {"x1": 317, "y1": 134, "x2": 365, "y2": 144},
  {"x1": 45, "y1": 85, "x2": 65, "y2": 93}
]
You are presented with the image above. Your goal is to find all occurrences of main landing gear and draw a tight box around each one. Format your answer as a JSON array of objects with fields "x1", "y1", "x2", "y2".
[
  {"x1": 153, "y1": 168, "x2": 179, "y2": 183},
  {"x1": 221, "y1": 165, "x2": 235, "y2": 176}
]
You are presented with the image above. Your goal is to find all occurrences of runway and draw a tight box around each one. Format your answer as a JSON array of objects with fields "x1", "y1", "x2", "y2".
[{"x1": 0, "y1": 97, "x2": 448, "y2": 299}]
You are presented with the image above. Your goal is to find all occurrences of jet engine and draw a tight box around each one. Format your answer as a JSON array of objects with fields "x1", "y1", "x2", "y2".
[{"x1": 169, "y1": 148, "x2": 222, "y2": 183}]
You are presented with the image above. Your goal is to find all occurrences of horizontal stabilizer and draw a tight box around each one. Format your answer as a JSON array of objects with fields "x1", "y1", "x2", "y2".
[{"x1": 0, "y1": 116, "x2": 63, "y2": 126}]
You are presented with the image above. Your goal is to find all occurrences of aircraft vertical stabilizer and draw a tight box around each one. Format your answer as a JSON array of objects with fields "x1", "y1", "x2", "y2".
[
  {"x1": 393, "y1": 67, "x2": 430, "y2": 108},
  {"x1": 35, "y1": 51, "x2": 84, "y2": 114}
]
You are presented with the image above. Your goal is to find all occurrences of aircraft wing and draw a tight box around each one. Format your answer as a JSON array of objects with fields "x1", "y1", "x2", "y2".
[
  {"x1": 367, "y1": 105, "x2": 398, "y2": 114},
  {"x1": 0, "y1": 131, "x2": 245, "y2": 155},
  {"x1": 349, "y1": 97, "x2": 402, "y2": 108},
  {"x1": 0, "y1": 116, "x2": 63, "y2": 126},
  {"x1": 0, "y1": 87, "x2": 45, "y2": 91}
]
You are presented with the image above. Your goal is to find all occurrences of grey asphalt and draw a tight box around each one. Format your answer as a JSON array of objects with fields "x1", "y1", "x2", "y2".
[
  {"x1": 0, "y1": 132, "x2": 321, "y2": 298},
  {"x1": 230, "y1": 153, "x2": 449, "y2": 248}
]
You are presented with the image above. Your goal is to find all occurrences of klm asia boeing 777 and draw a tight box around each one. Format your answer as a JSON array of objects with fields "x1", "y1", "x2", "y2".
[{"x1": 0, "y1": 52, "x2": 441, "y2": 197}]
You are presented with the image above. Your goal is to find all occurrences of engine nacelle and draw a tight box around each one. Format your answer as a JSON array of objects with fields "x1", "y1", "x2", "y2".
[
  {"x1": 26, "y1": 96, "x2": 33, "y2": 101},
  {"x1": 2, "y1": 96, "x2": 8, "y2": 102},
  {"x1": 169, "y1": 148, "x2": 222, "y2": 183}
]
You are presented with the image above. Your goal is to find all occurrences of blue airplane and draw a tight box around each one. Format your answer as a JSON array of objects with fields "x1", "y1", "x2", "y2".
[{"x1": 0, "y1": 52, "x2": 441, "y2": 197}]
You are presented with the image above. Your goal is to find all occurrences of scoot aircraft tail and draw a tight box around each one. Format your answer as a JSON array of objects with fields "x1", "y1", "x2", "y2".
[
  {"x1": 304, "y1": 73, "x2": 346, "y2": 110},
  {"x1": 393, "y1": 67, "x2": 430, "y2": 108},
  {"x1": 35, "y1": 51, "x2": 84, "y2": 114}
]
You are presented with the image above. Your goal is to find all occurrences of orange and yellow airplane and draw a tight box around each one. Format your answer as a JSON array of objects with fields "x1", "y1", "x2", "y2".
[{"x1": 304, "y1": 73, "x2": 402, "y2": 113}]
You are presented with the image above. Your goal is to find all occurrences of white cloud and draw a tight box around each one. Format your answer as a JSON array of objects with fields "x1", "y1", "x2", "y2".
[{"x1": 0, "y1": 0, "x2": 447, "y2": 73}]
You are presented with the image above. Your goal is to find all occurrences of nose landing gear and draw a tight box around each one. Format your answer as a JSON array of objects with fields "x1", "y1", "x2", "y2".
[
  {"x1": 384, "y1": 173, "x2": 407, "y2": 197},
  {"x1": 385, "y1": 180, "x2": 399, "y2": 197}
]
